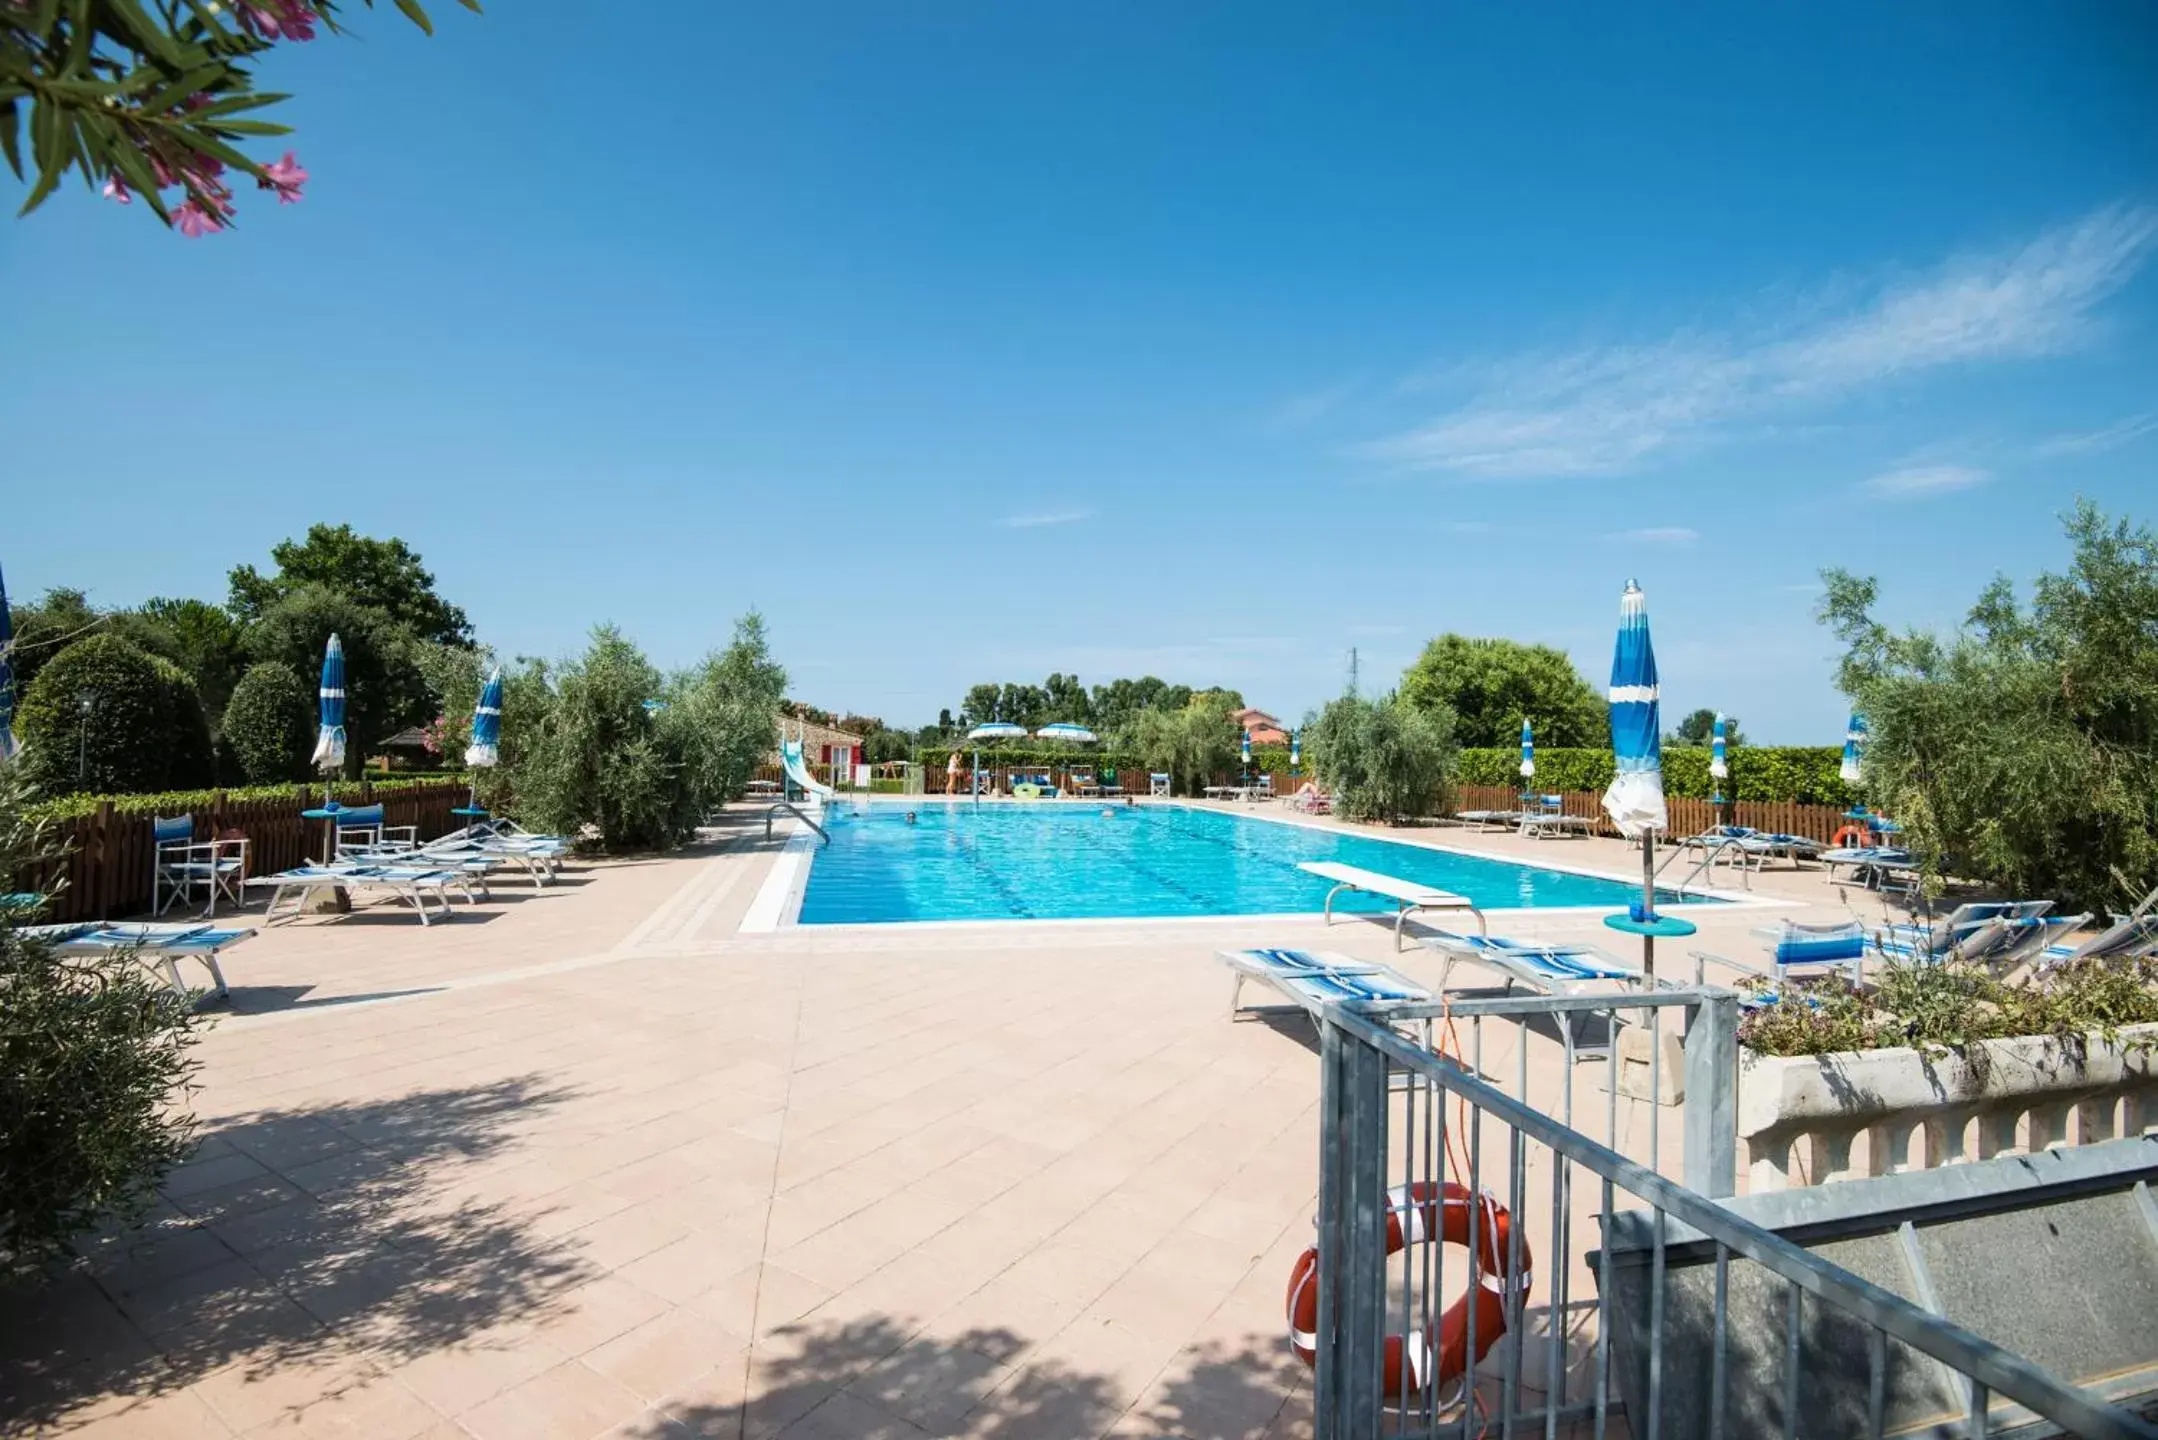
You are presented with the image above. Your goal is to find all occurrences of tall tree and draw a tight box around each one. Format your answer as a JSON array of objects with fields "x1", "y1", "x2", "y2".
[
  {"x1": 245, "y1": 585, "x2": 427, "y2": 775},
  {"x1": 230, "y1": 524, "x2": 471, "y2": 645},
  {"x1": 136, "y1": 597, "x2": 249, "y2": 721},
  {"x1": 1669, "y1": 708, "x2": 1743, "y2": 747},
  {"x1": 1399, "y1": 635, "x2": 1606, "y2": 748}
]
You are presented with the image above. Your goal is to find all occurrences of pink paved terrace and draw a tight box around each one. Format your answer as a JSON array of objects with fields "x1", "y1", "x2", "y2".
[{"x1": 3, "y1": 804, "x2": 1866, "y2": 1439}]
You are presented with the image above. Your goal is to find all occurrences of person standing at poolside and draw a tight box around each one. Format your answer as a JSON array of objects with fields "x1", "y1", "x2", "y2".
[{"x1": 947, "y1": 750, "x2": 963, "y2": 795}]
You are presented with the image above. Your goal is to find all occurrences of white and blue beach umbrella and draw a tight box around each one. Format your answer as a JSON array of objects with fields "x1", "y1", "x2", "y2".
[
  {"x1": 1710, "y1": 714, "x2": 1729, "y2": 781},
  {"x1": 1519, "y1": 718, "x2": 1535, "y2": 779},
  {"x1": 465, "y1": 666, "x2": 503, "y2": 768},
  {"x1": 0, "y1": 562, "x2": 16, "y2": 762},
  {"x1": 309, "y1": 633, "x2": 347, "y2": 773},
  {"x1": 1840, "y1": 711, "x2": 1867, "y2": 784},
  {"x1": 1034, "y1": 722, "x2": 1098, "y2": 744},
  {"x1": 1601, "y1": 582, "x2": 1667, "y2": 838},
  {"x1": 1241, "y1": 729, "x2": 1252, "y2": 765},
  {"x1": 1289, "y1": 729, "x2": 1300, "y2": 771},
  {"x1": 966, "y1": 721, "x2": 1028, "y2": 742}
]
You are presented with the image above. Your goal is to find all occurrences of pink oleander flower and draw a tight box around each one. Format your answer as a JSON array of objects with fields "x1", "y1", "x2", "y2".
[
  {"x1": 103, "y1": 174, "x2": 133, "y2": 205},
  {"x1": 150, "y1": 153, "x2": 179, "y2": 189},
  {"x1": 259, "y1": 151, "x2": 308, "y2": 204},
  {"x1": 239, "y1": 1, "x2": 317, "y2": 41},
  {"x1": 174, "y1": 201, "x2": 224, "y2": 238}
]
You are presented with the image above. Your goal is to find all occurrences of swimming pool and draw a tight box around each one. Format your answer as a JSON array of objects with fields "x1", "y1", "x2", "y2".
[{"x1": 791, "y1": 802, "x2": 1707, "y2": 925}]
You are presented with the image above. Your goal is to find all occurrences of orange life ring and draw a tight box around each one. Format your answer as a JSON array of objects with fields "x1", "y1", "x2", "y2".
[
  {"x1": 1832, "y1": 823, "x2": 1872, "y2": 849},
  {"x1": 1285, "y1": 1181, "x2": 1531, "y2": 1399}
]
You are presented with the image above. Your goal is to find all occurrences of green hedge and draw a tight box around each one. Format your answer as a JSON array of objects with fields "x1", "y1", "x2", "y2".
[
  {"x1": 27, "y1": 774, "x2": 471, "y2": 823},
  {"x1": 1455, "y1": 746, "x2": 1855, "y2": 806}
]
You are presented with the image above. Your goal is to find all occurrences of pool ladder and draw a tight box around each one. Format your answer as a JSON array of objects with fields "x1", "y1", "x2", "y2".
[{"x1": 765, "y1": 802, "x2": 829, "y2": 845}]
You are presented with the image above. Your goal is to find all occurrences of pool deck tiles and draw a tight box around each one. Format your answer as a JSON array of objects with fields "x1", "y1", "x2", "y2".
[{"x1": 4, "y1": 801, "x2": 1885, "y2": 1439}]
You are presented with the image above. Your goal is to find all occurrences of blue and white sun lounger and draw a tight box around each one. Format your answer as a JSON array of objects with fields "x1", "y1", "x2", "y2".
[
  {"x1": 249, "y1": 863, "x2": 473, "y2": 925},
  {"x1": 2038, "y1": 911, "x2": 2158, "y2": 971},
  {"x1": 21, "y1": 920, "x2": 252, "y2": 1002},
  {"x1": 1419, "y1": 928, "x2": 1644, "y2": 997},
  {"x1": 1418, "y1": 929, "x2": 1645, "y2": 1059},
  {"x1": 1220, "y1": 947, "x2": 1432, "y2": 1018}
]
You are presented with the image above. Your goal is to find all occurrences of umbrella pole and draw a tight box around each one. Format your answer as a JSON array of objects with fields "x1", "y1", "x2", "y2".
[{"x1": 1641, "y1": 832, "x2": 1657, "y2": 984}]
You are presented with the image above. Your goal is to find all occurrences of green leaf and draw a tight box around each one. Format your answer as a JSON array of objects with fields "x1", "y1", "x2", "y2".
[
  {"x1": 0, "y1": 99, "x2": 21, "y2": 181},
  {"x1": 456, "y1": 0, "x2": 483, "y2": 11},
  {"x1": 141, "y1": 65, "x2": 234, "y2": 117},
  {"x1": 103, "y1": 0, "x2": 193, "y2": 67},
  {"x1": 203, "y1": 118, "x2": 291, "y2": 137},
  {"x1": 182, "y1": 90, "x2": 290, "y2": 120},
  {"x1": 391, "y1": 0, "x2": 435, "y2": 34},
  {"x1": 19, "y1": 99, "x2": 69, "y2": 216}
]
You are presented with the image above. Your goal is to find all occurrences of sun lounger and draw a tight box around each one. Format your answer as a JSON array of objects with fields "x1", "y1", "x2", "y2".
[
  {"x1": 1515, "y1": 797, "x2": 1595, "y2": 839},
  {"x1": 1871, "y1": 902, "x2": 2084, "y2": 971},
  {"x1": 1286, "y1": 784, "x2": 1332, "y2": 815},
  {"x1": 248, "y1": 863, "x2": 472, "y2": 925},
  {"x1": 2037, "y1": 888, "x2": 2158, "y2": 972},
  {"x1": 1453, "y1": 808, "x2": 1522, "y2": 832},
  {"x1": 1296, "y1": 861, "x2": 1486, "y2": 950},
  {"x1": 22, "y1": 920, "x2": 252, "y2": 1002},
  {"x1": 1219, "y1": 947, "x2": 1432, "y2": 1018},
  {"x1": 1822, "y1": 845, "x2": 1915, "y2": 889},
  {"x1": 1418, "y1": 928, "x2": 1645, "y2": 1058}
]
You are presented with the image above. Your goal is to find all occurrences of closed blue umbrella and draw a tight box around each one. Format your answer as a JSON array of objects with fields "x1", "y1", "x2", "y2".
[
  {"x1": 1289, "y1": 728, "x2": 1300, "y2": 773},
  {"x1": 1241, "y1": 729, "x2": 1252, "y2": 765},
  {"x1": 1601, "y1": 582, "x2": 1667, "y2": 839},
  {"x1": 465, "y1": 667, "x2": 503, "y2": 768},
  {"x1": 1840, "y1": 711, "x2": 1867, "y2": 784},
  {"x1": 1518, "y1": 719, "x2": 1535, "y2": 780},
  {"x1": 310, "y1": 633, "x2": 347, "y2": 776},
  {"x1": 1710, "y1": 712, "x2": 1729, "y2": 811},
  {"x1": 0, "y1": 562, "x2": 16, "y2": 763}
]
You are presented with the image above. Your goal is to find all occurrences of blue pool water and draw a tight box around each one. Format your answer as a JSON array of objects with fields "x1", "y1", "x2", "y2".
[{"x1": 795, "y1": 802, "x2": 1703, "y2": 925}]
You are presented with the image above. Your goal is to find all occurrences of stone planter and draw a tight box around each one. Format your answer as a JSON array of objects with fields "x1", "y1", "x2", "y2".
[{"x1": 1736, "y1": 1021, "x2": 2158, "y2": 1191}]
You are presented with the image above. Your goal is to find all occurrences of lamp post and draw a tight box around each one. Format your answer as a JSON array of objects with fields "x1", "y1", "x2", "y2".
[{"x1": 75, "y1": 690, "x2": 95, "y2": 784}]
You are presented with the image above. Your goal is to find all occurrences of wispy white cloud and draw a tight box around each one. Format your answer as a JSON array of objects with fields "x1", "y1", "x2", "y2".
[
  {"x1": 1001, "y1": 508, "x2": 1094, "y2": 529},
  {"x1": 2030, "y1": 413, "x2": 2158, "y2": 458},
  {"x1": 1864, "y1": 464, "x2": 1991, "y2": 499},
  {"x1": 1605, "y1": 526, "x2": 1700, "y2": 544},
  {"x1": 1360, "y1": 204, "x2": 2158, "y2": 479}
]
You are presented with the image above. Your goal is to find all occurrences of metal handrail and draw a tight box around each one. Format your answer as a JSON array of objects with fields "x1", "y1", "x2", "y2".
[
  {"x1": 764, "y1": 802, "x2": 827, "y2": 845},
  {"x1": 1324, "y1": 999, "x2": 2158, "y2": 1439}
]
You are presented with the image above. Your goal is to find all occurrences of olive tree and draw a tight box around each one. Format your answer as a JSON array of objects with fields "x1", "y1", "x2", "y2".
[
  {"x1": 1819, "y1": 499, "x2": 2158, "y2": 911},
  {"x1": 1307, "y1": 692, "x2": 1457, "y2": 824},
  {"x1": 0, "y1": 767, "x2": 204, "y2": 1266}
]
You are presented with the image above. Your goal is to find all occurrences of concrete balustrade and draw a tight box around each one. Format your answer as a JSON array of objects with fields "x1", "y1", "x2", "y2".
[{"x1": 1736, "y1": 1022, "x2": 2158, "y2": 1191}]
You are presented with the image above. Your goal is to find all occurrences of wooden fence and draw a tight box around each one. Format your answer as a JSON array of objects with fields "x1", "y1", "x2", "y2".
[
  {"x1": 1450, "y1": 785, "x2": 1856, "y2": 843},
  {"x1": 35, "y1": 782, "x2": 471, "y2": 924}
]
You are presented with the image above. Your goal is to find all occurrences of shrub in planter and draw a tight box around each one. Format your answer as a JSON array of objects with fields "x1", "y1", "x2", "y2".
[
  {"x1": 0, "y1": 770, "x2": 205, "y2": 1266},
  {"x1": 17, "y1": 635, "x2": 215, "y2": 797},
  {"x1": 220, "y1": 661, "x2": 316, "y2": 784}
]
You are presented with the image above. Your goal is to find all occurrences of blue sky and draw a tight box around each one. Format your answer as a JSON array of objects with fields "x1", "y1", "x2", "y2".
[{"x1": 5, "y1": 2, "x2": 2154, "y2": 741}]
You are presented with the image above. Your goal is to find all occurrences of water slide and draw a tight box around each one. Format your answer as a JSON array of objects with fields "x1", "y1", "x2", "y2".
[{"x1": 780, "y1": 739, "x2": 836, "y2": 801}]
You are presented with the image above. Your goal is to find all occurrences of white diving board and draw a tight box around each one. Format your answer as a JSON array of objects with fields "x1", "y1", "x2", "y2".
[{"x1": 1296, "y1": 860, "x2": 1487, "y2": 951}]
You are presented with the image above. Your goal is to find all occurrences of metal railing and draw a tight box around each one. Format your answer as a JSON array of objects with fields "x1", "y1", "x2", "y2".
[{"x1": 1308, "y1": 991, "x2": 2156, "y2": 1439}]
